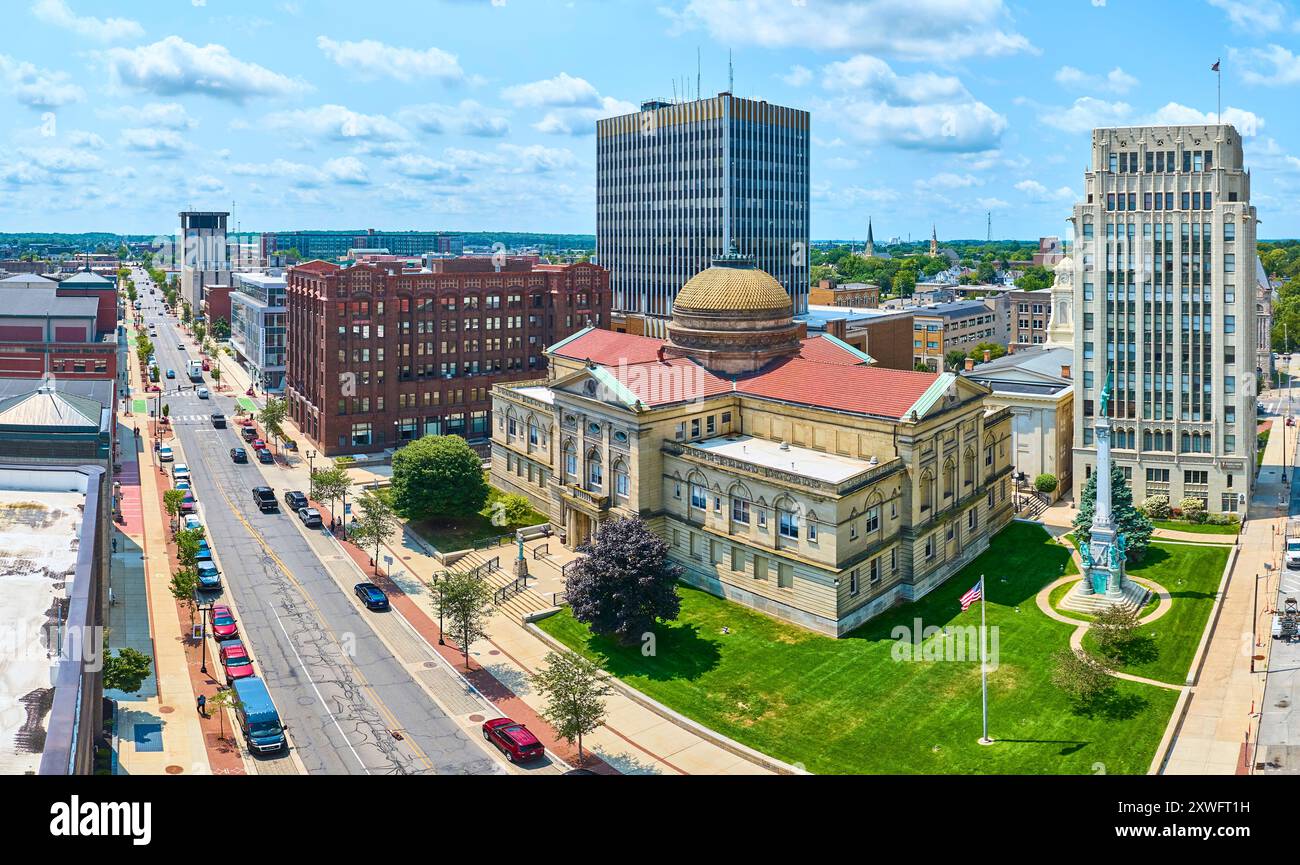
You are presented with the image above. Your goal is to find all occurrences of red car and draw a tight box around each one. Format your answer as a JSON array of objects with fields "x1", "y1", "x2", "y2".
[
  {"x1": 180, "y1": 493, "x2": 196, "y2": 513},
  {"x1": 251, "y1": 439, "x2": 266, "y2": 450},
  {"x1": 211, "y1": 604, "x2": 238, "y2": 639},
  {"x1": 482, "y1": 717, "x2": 544, "y2": 763},
  {"x1": 219, "y1": 641, "x2": 255, "y2": 682}
]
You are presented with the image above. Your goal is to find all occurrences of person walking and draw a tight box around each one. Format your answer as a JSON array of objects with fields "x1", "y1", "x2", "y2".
[{"x1": 197, "y1": 694, "x2": 207, "y2": 717}]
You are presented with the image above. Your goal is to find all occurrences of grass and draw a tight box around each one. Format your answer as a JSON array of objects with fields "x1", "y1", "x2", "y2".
[
  {"x1": 1150, "y1": 519, "x2": 1240, "y2": 536},
  {"x1": 539, "y1": 522, "x2": 1179, "y2": 774},
  {"x1": 1080, "y1": 541, "x2": 1229, "y2": 685},
  {"x1": 410, "y1": 485, "x2": 548, "y2": 552}
]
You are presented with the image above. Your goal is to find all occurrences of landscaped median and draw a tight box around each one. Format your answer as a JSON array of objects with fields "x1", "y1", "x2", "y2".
[{"x1": 537, "y1": 522, "x2": 1183, "y2": 775}]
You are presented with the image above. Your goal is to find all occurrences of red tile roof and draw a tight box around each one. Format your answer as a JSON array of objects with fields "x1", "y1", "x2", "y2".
[
  {"x1": 551, "y1": 328, "x2": 664, "y2": 365},
  {"x1": 796, "y1": 336, "x2": 867, "y2": 366},
  {"x1": 610, "y1": 358, "x2": 734, "y2": 406},
  {"x1": 737, "y1": 358, "x2": 938, "y2": 419}
]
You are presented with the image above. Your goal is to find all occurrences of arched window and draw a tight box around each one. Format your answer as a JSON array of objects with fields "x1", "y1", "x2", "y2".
[
  {"x1": 613, "y1": 459, "x2": 629, "y2": 498},
  {"x1": 964, "y1": 449, "x2": 975, "y2": 487},
  {"x1": 943, "y1": 459, "x2": 956, "y2": 499},
  {"x1": 920, "y1": 469, "x2": 935, "y2": 513},
  {"x1": 586, "y1": 449, "x2": 602, "y2": 490},
  {"x1": 528, "y1": 419, "x2": 539, "y2": 446},
  {"x1": 563, "y1": 441, "x2": 577, "y2": 478}
]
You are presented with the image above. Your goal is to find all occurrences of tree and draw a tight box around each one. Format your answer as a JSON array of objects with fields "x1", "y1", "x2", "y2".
[
  {"x1": 258, "y1": 398, "x2": 288, "y2": 448},
  {"x1": 211, "y1": 366, "x2": 221, "y2": 385},
  {"x1": 352, "y1": 488, "x2": 399, "y2": 568},
  {"x1": 1141, "y1": 495, "x2": 1171, "y2": 520},
  {"x1": 1015, "y1": 264, "x2": 1054, "y2": 292},
  {"x1": 566, "y1": 517, "x2": 682, "y2": 645},
  {"x1": 102, "y1": 643, "x2": 153, "y2": 694},
  {"x1": 162, "y1": 488, "x2": 185, "y2": 532},
  {"x1": 310, "y1": 466, "x2": 352, "y2": 523},
  {"x1": 1072, "y1": 463, "x2": 1153, "y2": 561},
  {"x1": 436, "y1": 570, "x2": 493, "y2": 668},
  {"x1": 1092, "y1": 604, "x2": 1141, "y2": 663},
  {"x1": 1051, "y1": 648, "x2": 1113, "y2": 705},
  {"x1": 491, "y1": 493, "x2": 536, "y2": 527},
  {"x1": 211, "y1": 316, "x2": 230, "y2": 340},
  {"x1": 1033, "y1": 473, "x2": 1058, "y2": 494},
  {"x1": 970, "y1": 341, "x2": 1006, "y2": 362},
  {"x1": 893, "y1": 267, "x2": 917, "y2": 297},
  {"x1": 530, "y1": 651, "x2": 613, "y2": 764},
  {"x1": 192, "y1": 322, "x2": 207, "y2": 345},
  {"x1": 206, "y1": 688, "x2": 240, "y2": 741},
  {"x1": 174, "y1": 527, "x2": 206, "y2": 570},
  {"x1": 944, "y1": 349, "x2": 969, "y2": 372},
  {"x1": 390, "y1": 434, "x2": 488, "y2": 522},
  {"x1": 169, "y1": 568, "x2": 199, "y2": 630}
]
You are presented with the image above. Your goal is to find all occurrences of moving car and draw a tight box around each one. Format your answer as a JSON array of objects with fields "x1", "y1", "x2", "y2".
[
  {"x1": 176, "y1": 342, "x2": 184, "y2": 349},
  {"x1": 229, "y1": 447, "x2": 248, "y2": 464},
  {"x1": 211, "y1": 413, "x2": 226, "y2": 428},
  {"x1": 283, "y1": 490, "x2": 308, "y2": 510},
  {"x1": 354, "y1": 582, "x2": 389, "y2": 611},
  {"x1": 231, "y1": 677, "x2": 286, "y2": 754},
  {"x1": 211, "y1": 604, "x2": 238, "y2": 639},
  {"x1": 252, "y1": 486, "x2": 277, "y2": 512},
  {"x1": 197, "y1": 387, "x2": 210, "y2": 399},
  {"x1": 257, "y1": 448, "x2": 275, "y2": 464},
  {"x1": 297, "y1": 507, "x2": 323, "y2": 528},
  {"x1": 196, "y1": 560, "x2": 222, "y2": 591},
  {"x1": 220, "y1": 641, "x2": 255, "y2": 682},
  {"x1": 158, "y1": 445, "x2": 174, "y2": 462},
  {"x1": 481, "y1": 717, "x2": 544, "y2": 763},
  {"x1": 165, "y1": 368, "x2": 175, "y2": 379}
]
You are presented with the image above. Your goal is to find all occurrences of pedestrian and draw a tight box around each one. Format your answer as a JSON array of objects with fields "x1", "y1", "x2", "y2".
[{"x1": 197, "y1": 694, "x2": 206, "y2": 717}]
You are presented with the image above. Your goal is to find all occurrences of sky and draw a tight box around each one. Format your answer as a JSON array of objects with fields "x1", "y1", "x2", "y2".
[{"x1": 3, "y1": 0, "x2": 1300, "y2": 240}]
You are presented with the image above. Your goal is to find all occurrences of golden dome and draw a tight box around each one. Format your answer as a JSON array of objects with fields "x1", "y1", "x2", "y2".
[{"x1": 674, "y1": 260, "x2": 791, "y2": 314}]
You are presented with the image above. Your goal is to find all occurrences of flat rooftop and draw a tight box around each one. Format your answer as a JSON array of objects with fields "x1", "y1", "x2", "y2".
[
  {"x1": 0, "y1": 484, "x2": 85, "y2": 775},
  {"x1": 514, "y1": 385, "x2": 555, "y2": 405},
  {"x1": 689, "y1": 435, "x2": 875, "y2": 484}
]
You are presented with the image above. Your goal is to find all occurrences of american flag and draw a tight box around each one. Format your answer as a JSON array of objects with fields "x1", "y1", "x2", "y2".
[{"x1": 959, "y1": 579, "x2": 983, "y2": 612}]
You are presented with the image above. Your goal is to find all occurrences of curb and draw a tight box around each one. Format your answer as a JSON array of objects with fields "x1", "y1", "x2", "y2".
[{"x1": 526, "y1": 621, "x2": 808, "y2": 776}]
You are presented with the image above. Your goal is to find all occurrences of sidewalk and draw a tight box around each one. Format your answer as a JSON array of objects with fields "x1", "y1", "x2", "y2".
[{"x1": 214, "y1": 352, "x2": 774, "y2": 774}]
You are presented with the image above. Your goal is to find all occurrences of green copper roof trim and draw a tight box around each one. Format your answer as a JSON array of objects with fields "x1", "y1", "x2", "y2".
[
  {"x1": 546, "y1": 325, "x2": 594, "y2": 356},
  {"x1": 818, "y1": 333, "x2": 874, "y2": 365},
  {"x1": 906, "y1": 372, "x2": 957, "y2": 420},
  {"x1": 585, "y1": 364, "x2": 641, "y2": 408}
]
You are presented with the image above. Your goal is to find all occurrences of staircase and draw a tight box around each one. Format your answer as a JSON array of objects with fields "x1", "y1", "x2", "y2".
[
  {"x1": 1058, "y1": 577, "x2": 1150, "y2": 616},
  {"x1": 452, "y1": 547, "x2": 555, "y2": 623},
  {"x1": 1017, "y1": 491, "x2": 1050, "y2": 521}
]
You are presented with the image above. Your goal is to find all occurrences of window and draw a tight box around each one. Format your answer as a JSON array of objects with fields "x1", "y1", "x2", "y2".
[
  {"x1": 849, "y1": 569, "x2": 859, "y2": 596},
  {"x1": 731, "y1": 547, "x2": 743, "y2": 572},
  {"x1": 732, "y1": 497, "x2": 750, "y2": 524},
  {"x1": 614, "y1": 462, "x2": 629, "y2": 498},
  {"x1": 967, "y1": 509, "x2": 978, "y2": 531},
  {"x1": 777, "y1": 563, "x2": 793, "y2": 589},
  {"x1": 778, "y1": 508, "x2": 799, "y2": 539},
  {"x1": 563, "y1": 444, "x2": 577, "y2": 478},
  {"x1": 869, "y1": 558, "x2": 881, "y2": 585},
  {"x1": 924, "y1": 536, "x2": 935, "y2": 559},
  {"x1": 864, "y1": 506, "x2": 880, "y2": 534},
  {"x1": 807, "y1": 522, "x2": 818, "y2": 542},
  {"x1": 1224, "y1": 222, "x2": 1235, "y2": 241},
  {"x1": 690, "y1": 483, "x2": 707, "y2": 510}
]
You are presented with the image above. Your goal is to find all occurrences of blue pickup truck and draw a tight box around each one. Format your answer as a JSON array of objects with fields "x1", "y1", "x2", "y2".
[{"x1": 231, "y1": 677, "x2": 287, "y2": 755}]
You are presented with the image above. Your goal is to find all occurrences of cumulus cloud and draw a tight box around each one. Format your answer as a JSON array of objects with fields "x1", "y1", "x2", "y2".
[
  {"x1": 1237, "y1": 44, "x2": 1300, "y2": 85},
  {"x1": 1037, "y1": 96, "x2": 1133, "y2": 133},
  {"x1": 267, "y1": 104, "x2": 409, "y2": 143},
  {"x1": 102, "y1": 36, "x2": 309, "y2": 101},
  {"x1": 0, "y1": 54, "x2": 83, "y2": 107},
  {"x1": 32, "y1": 0, "x2": 144, "y2": 42},
  {"x1": 388, "y1": 153, "x2": 466, "y2": 183},
  {"x1": 229, "y1": 156, "x2": 371, "y2": 188},
  {"x1": 120, "y1": 128, "x2": 186, "y2": 156},
  {"x1": 661, "y1": 0, "x2": 1033, "y2": 61},
  {"x1": 398, "y1": 101, "x2": 510, "y2": 137},
  {"x1": 781, "y1": 65, "x2": 813, "y2": 87},
  {"x1": 1207, "y1": 0, "x2": 1296, "y2": 32},
  {"x1": 501, "y1": 72, "x2": 602, "y2": 108},
  {"x1": 1034, "y1": 95, "x2": 1262, "y2": 137},
  {"x1": 111, "y1": 102, "x2": 198, "y2": 129},
  {"x1": 316, "y1": 36, "x2": 464, "y2": 82},
  {"x1": 1054, "y1": 65, "x2": 1138, "y2": 94},
  {"x1": 1147, "y1": 102, "x2": 1263, "y2": 136},
  {"x1": 1014, "y1": 179, "x2": 1075, "y2": 201}
]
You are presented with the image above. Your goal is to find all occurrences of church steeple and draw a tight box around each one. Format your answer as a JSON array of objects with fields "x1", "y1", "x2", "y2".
[
  {"x1": 929, "y1": 224, "x2": 938, "y2": 257},
  {"x1": 865, "y1": 218, "x2": 875, "y2": 258}
]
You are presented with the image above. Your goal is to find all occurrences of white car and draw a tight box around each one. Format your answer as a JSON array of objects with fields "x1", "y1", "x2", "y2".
[
  {"x1": 158, "y1": 445, "x2": 174, "y2": 462},
  {"x1": 172, "y1": 463, "x2": 190, "y2": 481},
  {"x1": 197, "y1": 387, "x2": 210, "y2": 399},
  {"x1": 182, "y1": 514, "x2": 202, "y2": 532}
]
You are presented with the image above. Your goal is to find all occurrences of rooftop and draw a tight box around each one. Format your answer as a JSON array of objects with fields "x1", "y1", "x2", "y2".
[
  {"x1": 689, "y1": 434, "x2": 876, "y2": 484},
  {"x1": 0, "y1": 287, "x2": 98, "y2": 321}
]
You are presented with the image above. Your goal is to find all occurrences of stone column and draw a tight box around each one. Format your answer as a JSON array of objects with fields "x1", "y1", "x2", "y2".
[{"x1": 1094, "y1": 421, "x2": 1113, "y2": 527}]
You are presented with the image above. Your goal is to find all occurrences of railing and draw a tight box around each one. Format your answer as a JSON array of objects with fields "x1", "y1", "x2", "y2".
[
  {"x1": 493, "y1": 575, "x2": 529, "y2": 604},
  {"x1": 561, "y1": 559, "x2": 583, "y2": 578},
  {"x1": 551, "y1": 591, "x2": 567, "y2": 606},
  {"x1": 473, "y1": 534, "x2": 512, "y2": 550},
  {"x1": 532, "y1": 543, "x2": 549, "y2": 559}
]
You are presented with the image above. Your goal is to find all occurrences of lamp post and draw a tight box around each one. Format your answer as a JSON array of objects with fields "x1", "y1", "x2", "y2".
[
  {"x1": 437, "y1": 577, "x2": 445, "y2": 645},
  {"x1": 197, "y1": 600, "x2": 213, "y2": 675},
  {"x1": 306, "y1": 448, "x2": 317, "y2": 478}
]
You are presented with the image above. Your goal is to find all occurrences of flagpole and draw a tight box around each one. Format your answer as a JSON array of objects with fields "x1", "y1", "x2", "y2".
[{"x1": 979, "y1": 574, "x2": 991, "y2": 745}]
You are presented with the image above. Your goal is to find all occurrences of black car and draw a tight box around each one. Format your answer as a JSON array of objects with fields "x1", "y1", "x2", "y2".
[
  {"x1": 211, "y1": 413, "x2": 226, "y2": 428},
  {"x1": 283, "y1": 490, "x2": 308, "y2": 510},
  {"x1": 252, "y1": 486, "x2": 277, "y2": 512},
  {"x1": 354, "y1": 583, "x2": 389, "y2": 610},
  {"x1": 229, "y1": 447, "x2": 248, "y2": 464},
  {"x1": 257, "y1": 448, "x2": 275, "y2": 464}
]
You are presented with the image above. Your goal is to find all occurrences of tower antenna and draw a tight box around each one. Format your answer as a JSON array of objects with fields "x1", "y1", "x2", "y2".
[
  {"x1": 729, "y1": 49, "x2": 734, "y2": 94},
  {"x1": 697, "y1": 47, "x2": 701, "y2": 99}
]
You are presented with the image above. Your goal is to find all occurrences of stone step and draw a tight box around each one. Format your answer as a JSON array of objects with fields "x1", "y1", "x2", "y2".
[{"x1": 1059, "y1": 577, "x2": 1150, "y2": 615}]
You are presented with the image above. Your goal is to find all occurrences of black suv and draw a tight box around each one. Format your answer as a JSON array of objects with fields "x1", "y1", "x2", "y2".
[
  {"x1": 211, "y1": 413, "x2": 226, "y2": 428},
  {"x1": 252, "y1": 486, "x2": 277, "y2": 512},
  {"x1": 283, "y1": 490, "x2": 308, "y2": 510}
]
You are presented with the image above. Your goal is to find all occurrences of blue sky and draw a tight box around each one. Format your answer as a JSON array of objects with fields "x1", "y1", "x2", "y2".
[{"x1": 3, "y1": 0, "x2": 1300, "y2": 240}]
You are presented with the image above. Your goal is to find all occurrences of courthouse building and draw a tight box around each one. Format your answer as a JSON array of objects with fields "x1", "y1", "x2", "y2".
[{"x1": 491, "y1": 251, "x2": 1013, "y2": 636}]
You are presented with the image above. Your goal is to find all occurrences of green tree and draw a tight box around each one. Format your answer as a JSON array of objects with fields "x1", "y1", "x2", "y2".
[
  {"x1": 169, "y1": 568, "x2": 199, "y2": 629},
  {"x1": 1015, "y1": 264, "x2": 1054, "y2": 292},
  {"x1": 530, "y1": 651, "x2": 613, "y2": 764},
  {"x1": 257, "y1": 398, "x2": 289, "y2": 448},
  {"x1": 310, "y1": 465, "x2": 352, "y2": 523},
  {"x1": 162, "y1": 488, "x2": 185, "y2": 532},
  {"x1": 1051, "y1": 648, "x2": 1114, "y2": 705},
  {"x1": 211, "y1": 316, "x2": 231, "y2": 340},
  {"x1": 1072, "y1": 464, "x2": 1153, "y2": 561},
  {"x1": 566, "y1": 517, "x2": 682, "y2": 644},
  {"x1": 391, "y1": 434, "x2": 488, "y2": 522},
  {"x1": 1033, "y1": 473, "x2": 1058, "y2": 494},
  {"x1": 435, "y1": 570, "x2": 493, "y2": 669},
  {"x1": 206, "y1": 688, "x2": 240, "y2": 741},
  {"x1": 491, "y1": 493, "x2": 537, "y2": 527},
  {"x1": 944, "y1": 349, "x2": 969, "y2": 371},
  {"x1": 1092, "y1": 604, "x2": 1141, "y2": 663},
  {"x1": 174, "y1": 527, "x2": 206, "y2": 570},
  {"x1": 102, "y1": 643, "x2": 153, "y2": 694},
  {"x1": 352, "y1": 488, "x2": 400, "y2": 568}
]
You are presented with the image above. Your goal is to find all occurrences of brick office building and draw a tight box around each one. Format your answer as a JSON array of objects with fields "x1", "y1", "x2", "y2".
[{"x1": 285, "y1": 257, "x2": 610, "y2": 455}]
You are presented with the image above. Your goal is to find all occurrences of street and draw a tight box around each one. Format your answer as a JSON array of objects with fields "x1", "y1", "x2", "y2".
[{"x1": 135, "y1": 272, "x2": 503, "y2": 775}]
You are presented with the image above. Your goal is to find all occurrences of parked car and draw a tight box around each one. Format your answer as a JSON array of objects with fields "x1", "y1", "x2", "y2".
[
  {"x1": 172, "y1": 463, "x2": 190, "y2": 481},
  {"x1": 165, "y1": 368, "x2": 175, "y2": 379},
  {"x1": 180, "y1": 493, "x2": 196, "y2": 514},
  {"x1": 176, "y1": 342, "x2": 185, "y2": 350},
  {"x1": 241, "y1": 426, "x2": 258, "y2": 442},
  {"x1": 211, "y1": 413, "x2": 226, "y2": 428},
  {"x1": 196, "y1": 560, "x2": 222, "y2": 591},
  {"x1": 211, "y1": 605, "x2": 238, "y2": 639},
  {"x1": 354, "y1": 582, "x2": 389, "y2": 611},
  {"x1": 229, "y1": 447, "x2": 248, "y2": 464},
  {"x1": 158, "y1": 445, "x2": 174, "y2": 462},
  {"x1": 481, "y1": 717, "x2": 544, "y2": 763},
  {"x1": 252, "y1": 486, "x2": 277, "y2": 512},
  {"x1": 197, "y1": 387, "x2": 210, "y2": 399},
  {"x1": 219, "y1": 641, "x2": 255, "y2": 682},
  {"x1": 196, "y1": 540, "x2": 213, "y2": 563},
  {"x1": 251, "y1": 439, "x2": 267, "y2": 451},
  {"x1": 283, "y1": 490, "x2": 308, "y2": 510},
  {"x1": 297, "y1": 507, "x2": 323, "y2": 528},
  {"x1": 174, "y1": 480, "x2": 191, "y2": 493},
  {"x1": 257, "y1": 448, "x2": 275, "y2": 464},
  {"x1": 183, "y1": 514, "x2": 202, "y2": 532}
]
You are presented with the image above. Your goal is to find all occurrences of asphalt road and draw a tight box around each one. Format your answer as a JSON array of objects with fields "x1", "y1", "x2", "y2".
[{"x1": 134, "y1": 274, "x2": 501, "y2": 775}]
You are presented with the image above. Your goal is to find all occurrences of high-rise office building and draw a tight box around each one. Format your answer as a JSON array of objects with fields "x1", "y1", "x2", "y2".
[
  {"x1": 1070, "y1": 124, "x2": 1258, "y2": 515},
  {"x1": 178, "y1": 211, "x2": 229, "y2": 315},
  {"x1": 597, "y1": 93, "x2": 809, "y2": 338}
]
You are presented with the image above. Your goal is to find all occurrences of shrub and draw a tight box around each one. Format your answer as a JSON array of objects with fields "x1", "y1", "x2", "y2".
[
  {"x1": 1141, "y1": 495, "x2": 1170, "y2": 520},
  {"x1": 1034, "y1": 473, "x2": 1058, "y2": 494},
  {"x1": 1179, "y1": 497, "x2": 1207, "y2": 524}
]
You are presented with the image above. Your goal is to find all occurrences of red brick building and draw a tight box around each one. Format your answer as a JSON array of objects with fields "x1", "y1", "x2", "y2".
[
  {"x1": 285, "y1": 257, "x2": 610, "y2": 455},
  {"x1": 0, "y1": 284, "x2": 118, "y2": 381}
]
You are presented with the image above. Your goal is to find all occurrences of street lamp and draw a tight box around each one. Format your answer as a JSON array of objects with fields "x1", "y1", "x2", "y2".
[
  {"x1": 436, "y1": 577, "x2": 445, "y2": 645},
  {"x1": 196, "y1": 600, "x2": 213, "y2": 675},
  {"x1": 306, "y1": 448, "x2": 317, "y2": 478}
]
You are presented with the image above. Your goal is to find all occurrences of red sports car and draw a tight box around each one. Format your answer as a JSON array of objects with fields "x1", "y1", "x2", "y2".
[{"x1": 211, "y1": 604, "x2": 238, "y2": 639}]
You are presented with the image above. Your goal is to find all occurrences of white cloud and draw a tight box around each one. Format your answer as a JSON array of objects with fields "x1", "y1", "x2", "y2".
[
  {"x1": 1054, "y1": 65, "x2": 1138, "y2": 94},
  {"x1": 818, "y1": 55, "x2": 1006, "y2": 152},
  {"x1": 663, "y1": 0, "x2": 1034, "y2": 61},
  {"x1": 111, "y1": 102, "x2": 198, "y2": 129},
  {"x1": 1037, "y1": 96, "x2": 1133, "y2": 133},
  {"x1": 1014, "y1": 179, "x2": 1075, "y2": 201},
  {"x1": 916, "y1": 172, "x2": 983, "y2": 191},
  {"x1": 120, "y1": 127, "x2": 187, "y2": 155},
  {"x1": 781, "y1": 65, "x2": 813, "y2": 87},
  {"x1": 822, "y1": 156, "x2": 858, "y2": 170},
  {"x1": 398, "y1": 101, "x2": 510, "y2": 137},
  {"x1": 102, "y1": 36, "x2": 309, "y2": 102},
  {"x1": 501, "y1": 72, "x2": 602, "y2": 107},
  {"x1": 1035, "y1": 95, "x2": 1262, "y2": 137},
  {"x1": 533, "y1": 96, "x2": 636, "y2": 135},
  {"x1": 1237, "y1": 44, "x2": 1300, "y2": 85},
  {"x1": 32, "y1": 0, "x2": 144, "y2": 42},
  {"x1": 230, "y1": 156, "x2": 371, "y2": 188},
  {"x1": 810, "y1": 181, "x2": 899, "y2": 207},
  {"x1": 322, "y1": 156, "x2": 369, "y2": 185},
  {"x1": 66, "y1": 130, "x2": 106, "y2": 149},
  {"x1": 316, "y1": 36, "x2": 464, "y2": 82},
  {"x1": 267, "y1": 104, "x2": 409, "y2": 143},
  {"x1": 0, "y1": 54, "x2": 83, "y2": 107},
  {"x1": 388, "y1": 153, "x2": 467, "y2": 183},
  {"x1": 1147, "y1": 102, "x2": 1263, "y2": 136},
  {"x1": 1207, "y1": 0, "x2": 1295, "y2": 32}
]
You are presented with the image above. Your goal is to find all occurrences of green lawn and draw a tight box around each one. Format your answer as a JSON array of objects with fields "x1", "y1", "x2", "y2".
[
  {"x1": 1151, "y1": 519, "x2": 1240, "y2": 536},
  {"x1": 539, "y1": 522, "x2": 1179, "y2": 774},
  {"x1": 1081, "y1": 541, "x2": 1229, "y2": 685},
  {"x1": 411, "y1": 485, "x2": 548, "y2": 552}
]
